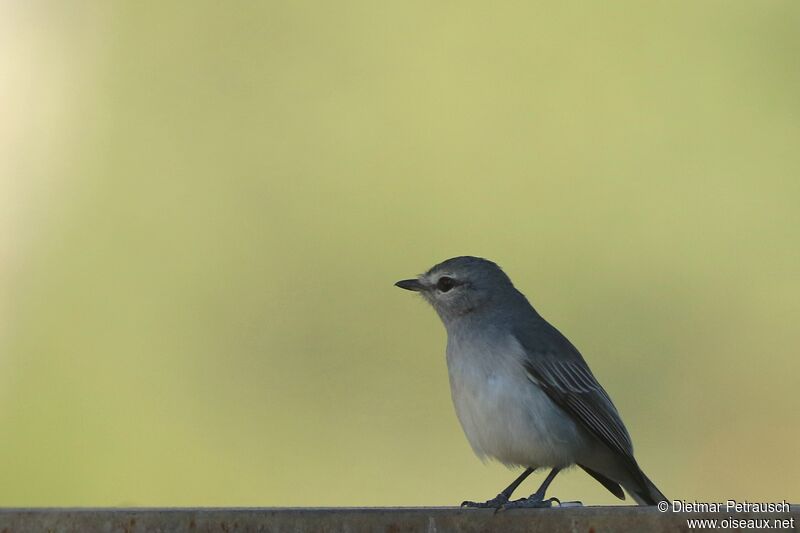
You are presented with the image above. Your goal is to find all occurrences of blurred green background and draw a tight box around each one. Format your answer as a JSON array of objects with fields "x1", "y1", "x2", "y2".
[{"x1": 2, "y1": 1, "x2": 798, "y2": 506}]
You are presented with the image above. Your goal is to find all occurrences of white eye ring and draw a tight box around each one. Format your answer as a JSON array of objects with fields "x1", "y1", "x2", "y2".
[{"x1": 436, "y1": 277, "x2": 457, "y2": 292}]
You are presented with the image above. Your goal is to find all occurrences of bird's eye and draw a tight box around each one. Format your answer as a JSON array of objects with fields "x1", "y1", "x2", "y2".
[{"x1": 436, "y1": 276, "x2": 457, "y2": 292}]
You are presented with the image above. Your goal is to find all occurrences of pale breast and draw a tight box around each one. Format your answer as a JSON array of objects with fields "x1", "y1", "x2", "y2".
[{"x1": 446, "y1": 331, "x2": 587, "y2": 468}]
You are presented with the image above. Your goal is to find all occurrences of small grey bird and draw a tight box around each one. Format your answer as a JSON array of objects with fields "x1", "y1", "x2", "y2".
[{"x1": 395, "y1": 256, "x2": 666, "y2": 508}]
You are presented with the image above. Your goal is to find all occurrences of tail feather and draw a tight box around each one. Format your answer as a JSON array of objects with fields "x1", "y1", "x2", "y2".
[
  {"x1": 579, "y1": 464, "x2": 625, "y2": 500},
  {"x1": 627, "y1": 470, "x2": 667, "y2": 505}
]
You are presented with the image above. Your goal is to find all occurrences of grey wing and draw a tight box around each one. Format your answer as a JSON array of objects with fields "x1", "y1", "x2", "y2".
[{"x1": 513, "y1": 321, "x2": 638, "y2": 467}]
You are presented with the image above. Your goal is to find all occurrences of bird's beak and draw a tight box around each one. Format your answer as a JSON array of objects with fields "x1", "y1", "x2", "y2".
[{"x1": 394, "y1": 278, "x2": 425, "y2": 292}]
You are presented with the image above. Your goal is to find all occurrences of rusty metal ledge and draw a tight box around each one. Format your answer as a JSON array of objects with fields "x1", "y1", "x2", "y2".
[{"x1": 0, "y1": 506, "x2": 797, "y2": 533}]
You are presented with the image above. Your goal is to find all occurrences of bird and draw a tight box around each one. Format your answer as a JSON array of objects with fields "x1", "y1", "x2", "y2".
[{"x1": 394, "y1": 256, "x2": 666, "y2": 509}]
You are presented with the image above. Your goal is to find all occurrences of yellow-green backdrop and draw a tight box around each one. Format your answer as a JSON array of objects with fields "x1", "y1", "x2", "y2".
[{"x1": 1, "y1": 1, "x2": 798, "y2": 506}]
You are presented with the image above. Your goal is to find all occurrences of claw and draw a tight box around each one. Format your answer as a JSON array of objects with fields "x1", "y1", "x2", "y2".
[
  {"x1": 497, "y1": 496, "x2": 562, "y2": 512},
  {"x1": 461, "y1": 494, "x2": 509, "y2": 509}
]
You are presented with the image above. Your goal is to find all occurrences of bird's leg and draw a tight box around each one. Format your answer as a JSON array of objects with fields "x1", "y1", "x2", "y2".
[
  {"x1": 461, "y1": 467, "x2": 535, "y2": 509},
  {"x1": 499, "y1": 467, "x2": 569, "y2": 510}
]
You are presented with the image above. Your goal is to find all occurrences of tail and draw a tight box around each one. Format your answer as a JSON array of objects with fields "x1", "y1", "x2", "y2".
[{"x1": 627, "y1": 469, "x2": 667, "y2": 506}]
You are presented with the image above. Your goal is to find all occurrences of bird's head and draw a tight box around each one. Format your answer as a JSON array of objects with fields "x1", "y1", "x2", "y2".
[{"x1": 395, "y1": 256, "x2": 517, "y2": 323}]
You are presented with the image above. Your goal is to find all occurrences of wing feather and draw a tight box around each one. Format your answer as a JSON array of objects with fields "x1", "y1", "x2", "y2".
[{"x1": 513, "y1": 321, "x2": 637, "y2": 467}]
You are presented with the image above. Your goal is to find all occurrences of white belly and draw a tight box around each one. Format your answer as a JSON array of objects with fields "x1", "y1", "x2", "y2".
[{"x1": 446, "y1": 333, "x2": 586, "y2": 468}]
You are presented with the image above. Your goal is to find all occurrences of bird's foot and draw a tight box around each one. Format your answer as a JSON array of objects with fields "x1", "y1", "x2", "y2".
[
  {"x1": 460, "y1": 493, "x2": 509, "y2": 509},
  {"x1": 497, "y1": 496, "x2": 569, "y2": 512}
]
